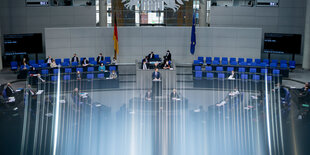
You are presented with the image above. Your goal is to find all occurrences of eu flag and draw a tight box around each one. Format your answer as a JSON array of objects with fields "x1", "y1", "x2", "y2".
[{"x1": 190, "y1": 12, "x2": 196, "y2": 55}]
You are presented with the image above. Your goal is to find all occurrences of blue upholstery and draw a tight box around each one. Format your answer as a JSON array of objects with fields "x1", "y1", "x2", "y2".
[
  {"x1": 212, "y1": 61, "x2": 220, "y2": 65},
  {"x1": 289, "y1": 61, "x2": 296, "y2": 69},
  {"x1": 270, "y1": 63, "x2": 277, "y2": 68},
  {"x1": 271, "y1": 59, "x2": 278, "y2": 64},
  {"x1": 239, "y1": 62, "x2": 247, "y2": 66},
  {"x1": 10, "y1": 61, "x2": 18, "y2": 70},
  {"x1": 32, "y1": 64, "x2": 39, "y2": 69},
  {"x1": 63, "y1": 58, "x2": 70, "y2": 63},
  {"x1": 72, "y1": 62, "x2": 79, "y2": 66},
  {"x1": 216, "y1": 66, "x2": 223, "y2": 71},
  {"x1": 62, "y1": 62, "x2": 69, "y2": 67},
  {"x1": 261, "y1": 69, "x2": 268, "y2": 74},
  {"x1": 238, "y1": 58, "x2": 244, "y2": 63},
  {"x1": 100, "y1": 61, "x2": 107, "y2": 65},
  {"x1": 97, "y1": 73, "x2": 105, "y2": 79},
  {"x1": 221, "y1": 60, "x2": 228, "y2": 65},
  {"x1": 87, "y1": 67, "x2": 94, "y2": 72},
  {"x1": 253, "y1": 75, "x2": 260, "y2": 81},
  {"x1": 55, "y1": 59, "x2": 62, "y2": 65},
  {"x1": 238, "y1": 67, "x2": 246, "y2": 72},
  {"x1": 41, "y1": 69, "x2": 49, "y2": 75},
  {"x1": 246, "y1": 58, "x2": 253, "y2": 63},
  {"x1": 280, "y1": 60, "x2": 287, "y2": 64},
  {"x1": 105, "y1": 57, "x2": 111, "y2": 63},
  {"x1": 230, "y1": 58, "x2": 236, "y2": 63},
  {"x1": 109, "y1": 66, "x2": 117, "y2": 71},
  {"x1": 193, "y1": 60, "x2": 201, "y2": 64},
  {"x1": 76, "y1": 68, "x2": 83, "y2": 73},
  {"x1": 51, "y1": 76, "x2": 58, "y2": 81},
  {"x1": 263, "y1": 59, "x2": 269, "y2": 64},
  {"x1": 273, "y1": 69, "x2": 280, "y2": 75},
  {"x1": 87, "y1": 74, "x2": 94, "y2": 79},
  {"x1": 267, "y1": 76, "x2": 272, "y2": 81},
  {"x1": 195, "y1": 71, "x2": 202, "y2": 78},
  {"x1": 222, "y1": 57, "x2": 228, "y2": 62},
  {"x1": 89, "y1": 57, "x2": 95, "y2": 62},
  {"x1": 29, "y1": 60, "x2": 36, "y2": 65},
  {"x1": 38, "y1": 59, "x2": 45, "y2": 65},
  {"x1": 214, "y1": 57, "x2": 220, "y2": 62},
  {"x1": 53, "y1": 69, "x2": 60, "y2": 74},
  {"x1": 227, "y1": 67, "x2": 234, "y2": 72},
  {"x1": 206, "y1": 57, "x2": 212, "y2": 65},
  {"x1": 65, "y1": 68, "x2": 72, "y2": 73},
  {"x1": 198, "y1": 57, "x2": 204, "y2": 62},
  {"x1": 249, "y1": 68, "x2": 257, "y2": 73},
  {"x1": 206, "y1": 72, "x2": 214, "y2": 78},
  {"x1": 260, "y1": 62, "x2": 268, "y2": 67},
  {"x1": 195, "y1": 66, "x2": 202, "y2": 71},
  {"x1": 230, "y1": 61, "x2": 237, "y2": 65},
  {"x1": 205, "y1": 66, "x2": 212, "y2": 71},
  {"x1": 218, "y1": 73, "x2": 225, "y2": 79},
  {"x1": 64, "y1": 75, "x2": 71, "y2": 80},
  {"x1": 41, "y1": 63, "x2": 48, "y2": 68},
  {"x1": 280, "y1": 63, "x2": 288, "y2": 68},
  {"x1": 90, "y1": 61, "x2": 97, "y2": 65},
  {"x1": 154, "y1": 55, "x2": 159, "y2": 59},
  {"x1": 255, "y1": 59, "x2": 261, "y2": 64},
  {"x1": 80, "y1": 57, "x2": 85, "y2": 64},
  {"x1": 241, "y1": 74, "x2": 248, "y2": 80}
]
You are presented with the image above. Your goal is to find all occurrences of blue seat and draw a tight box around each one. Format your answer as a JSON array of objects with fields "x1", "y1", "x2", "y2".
[
  {"x1": 227, "y1": 67, "x2": 234, "y2": 72},
  {"x1": 270, "y1": 63, "x2": 277, "y2": 68},
  {"x1": 195, "y1": 71, "x2": 202, "y2": 78},
  {"x1": 218, "y1": 73, "x2": 225, "y2": 79},
  {"x1": 89, "y1": 57, "x2": 95, "y2": 62},
  {"x1": 100, "y1": 61, "x2": 107, "y2": 65},
  {"x1": 55, "y1": 59, "x2": 62, "y2": 65},
  {"x1": 238, "y1": 58, "x2": 244, "y2": 64},
  {"x1": 72, "y1": 62, "x2": 79, "y2": 66},
  {"x1": 230, "y1": 61, "x2": 237, "y2": 65},
  {"x1": 53, "y1": 69, "x2": 60, "y2": 74},
  {"x1": 249, "y1": 68, "x2": 257, "y2": 73},
  {"x1": 214, "y1": 57, "x2": 220, "y2": 62},
  {"x1": 221, "y1": 60, "x2": 228, "y2": 65},
  {"x1": 222, "y1": 57, "x2": 228, "y2": 62},
  {"x1": 29, "y1": 60, "x2": 36, "y2": 65},
  {"x1": 65, "y1": 68, "x2": 72, "y2": 73},
  {"x1": 64, "y1": 75, "x2": 71, "y2": 80},
  {"x1": 263, "y1": 59, "x2": 269, "y2": 64},
  {"x1": 90, "y1": 61, "x2": 97, "y2": 65},
  {"x1": 241, "y1": 74, "x2": 248, "y2": 80},
  {"x1": 273, "y1": 69, "x2": 280, "y2": 75},
  {"x1": 32, "y1": 64, "x2": 40, "y2": 69},
  {"x1": 246, "y1": 58, "x2": 253, "y2": 64},
  {"x1": 195, "y1": 66, "x2": 202, "y2": 71},
  {"x1": 280, "y1": 60, "x2": 287, "y2": 64},
  {"x1": 80, "y1": 57, "x2": 85, "y2": 64},
  {"x1": 250, "y1": 62, "x2": 257, "y2": 66},
  {"x1": 198, "y1": 57, "x2": 204, "y2": 63},
  {"x1": 154, "y1": 55, "x2": 159, "y2": 59},
  {"x1": 87, "y1": 67, "x2": 94, "y2": 72},
  {"x1": 267, "y1": 76, "x2": 272, "y2": 81},
  {"x1": 105, "y1": 57, "x2": 111, "y2": 63},
  {"x1": 206, "y1": 72, "x2": 214, "y2": 79},
  {"x1": 230, "y1": 58, "x2": 236, "y2": 63},
  {"x1": 62, "y1": 62, "x2": 70, "y2": 67},
  {"x1": 76, "y1": 68, "x2": 83, "y2": 73},
  {"x1": 280, "y1": 63, "x2": 288, "y2": 68},
  {"x1": 205, "y1": 66, "x2": 212, "y2": 71},
  {"x1": 10, "y1": 61, "x2": 18, "y2": 70},
  {"x1": 239, "y1": 62, "x2": 247, "y2": 66},
  {"x1": 41, "y1": 69, "x2": 49, "y2": 76},
  {"x1": 63, "y1": 58, "x2": 70, "y2": 63},
  {"x1": 109, "y1": 66, "x2": 117, "y2": 71},
  {"x1": 38, "y1": 59, "x2": 45, "y2": 65},
  {"x1": 193, "y1": 60, "x2": 201, "y2": 64},
  {"x1": 206, "y1": 57, "x2": 212, "y2": 65},
  {"x1": 97, "y1": 73, "x2": 105, "y2": 79},
  {"x1": 255, "y1": 59, "x2": 261, "y2": 64},
  {"x1": 238, "y1": 67, "x2": 245, "y2": 72},
  {"x1": 253, "y1": 75, "x2": 260, "y2": 81},
  {"x1": 51, "y1": 76, "x2": 58, "y2": 81},
  {"x1": 216, "y1": 66, "x2": 223, "y2": 72},
  {"x1": 41, "y1": 63, "x2": 48, "y2": 68},
  {"x1": 212, "y1": 60, "x2": 220, "y2": 65},
  {"x1": 87, "y1": 74, "x2": 94, "y2": 79},
  {"x1": 289, "y1": 61, "x2": 296, "y2": 69},
  {"x1": 271, "y1": 59, "x2": 278, "y2": 64},
  {"x1": 261, "y1": 69, "x2": 268, "y2": 74},
  {"x1": 260, "y1": 62, "x2": 268, "y2": 67}
]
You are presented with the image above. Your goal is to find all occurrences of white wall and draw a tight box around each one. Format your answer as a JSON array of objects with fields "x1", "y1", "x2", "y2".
[
  {"x1": 210, "y1": 0, "x2": 307, "y2": 62},
  {"x1": 45, "y1": 27, "x2": 262, "y2": 63}
]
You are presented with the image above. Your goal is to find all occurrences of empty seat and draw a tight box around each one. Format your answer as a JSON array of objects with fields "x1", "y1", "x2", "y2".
[
  {"x1": 195, "y1": 66, "x2": 202, "y2": 71},
  {"x1": 241, "y1": 74, "x2": 248, "y2": 80},
  {"x1": 206, "y1": 57, "x2": 212, "y2": 65},
  {"x1": 64, "y1": 75, "x2": 71, "y2": 80},
  {"x1": 195, "y1": 71, "x2": 202, "y2": 78},
  {"x1": 249, "y1": 68, "x2": 257, "y2": 73},
  {"x1": 51, "y1": 76, "x2": 58, "y2": 81},
  {"x1": 270, "y1": 63, "x2": 278, "y2": 68},
  {"x1": 260, "y1": 62, "x2": 268, "y2": 67},
  {"x1": 214, "y1": 57, "x2": 220, "y2": 62},
  {"x1": 267, "y1": 76, "x2": 272, "y2": 81},
  {"x1": 29, "y1": 60, "x2": 36, "y2": 65},
  {"x1": 65, "y1": 68, "x2": 72, "y2": 73},
  {"x1": 41, "y1": 63, "x2": 48, "y2": 68},
  {"x1": 97, "y1": 73, "x2": 105, "y2": 79},
  {"x1": 38, "y1": 59, "x2": 45, "y2": 65},
  {"x1": 212, "y1": 60, "x2": 220, "y2": 65},
  {"x1": 218, "y1": 73, "x2": 225, "y2": 79},
  {"x1": 109, "y1": 66, "x2": 117, "y2": 71},
  {"x1": 63, "y1": 58, "x2": 70, "y2": 63},
  {"x1": 222, "y1": 57, "x2": 228, "y2": 62},
  {"x1": 253, "y1": 75, "x2": 260, "y2": 81},
  {"x1": 246, "y1": 58, "x2": 253, "y2": 63},
  {"x1": 227, "y1": 67, "x2": 234, "y2": 72},
  {"x1": 62, "y1": 62, "x2": 70, "y2": 67},
  {"x1": 154, "y1": 55, "x2": 159, "y2": 59},
  {"x1": 205, "y1": 66, "x2": 212, "y2": 71},
  {"x1": 105, "y1": 57, "x2": 111, "y2": 63},
  {"x1": 230, "y1": 61, "x2": 238, "y2": 65},
  {"x1": 89, "y1": 57, "x2": 95, "y2": 62},
  {"x1": 87, "y1": 67, "x2": 95, "y2": 72},
  {"x1": 280, "y1": 60, "x2": 287, "y2": 64},
  {"x1": 32, "y1": 64, "x2": 40, "y2": 69},
  {"x1": 255, "y1": 59, "x2": 261, "y2": 64},
  {"x1": 206, "y1": 72, "x2": 214, "y2": 79},
  {"x1": 55, "y1": 59, "x2": 62, "y2": 65},
  {"x1": 221, "y1": 60, "x2": 228, "y2": 65},
  {"x1": 273, "y1": 69, "x2": 280, "y2": 75},
  {"x1": 261, "y1": 69, "x2": 268, "y2": 74},
  {"x1": 230, "y1": 58, "x2": 236, "y2": 63},
  {"x1": 198, "y1": 57, "x2": 204, "y2": 62},
  {"x1": 263, "y1": 59, "x2": 269, "y2": 64},
  {"x1": 238, "y1": 67, "x2": 245, "y2": 72},
  {"x1": 53, "y1": 69, "x2": 60, "y2": 74},
  {"x1": 10, "y1": 61, "x2": 18, "y2": 70},
  {"x1": 41, "y1": 69, "x2": 49, "y2": 76},
  {"x1": 289, "y1": 61, "x2": 296, "y2": 69},
  {"x1": 193, "y1": 60, "x2": 202, "y2": 64},
  {"x1": 238, "y1": 58, "x2": 244, "y2": 64},
  {"x1": 216, "y1": 66, "x2": 223, "y2": 71},
  {"x1": 72, "y1": 62, "x2": 79, "y2": 66},
  {"x1": 90, "y1": 61, "x2": 97, "y2": 65},
  {"x1": 87, "y1": 74, "x2": 94, "y2": 79},
  {"x1": 239, "y1": 62, "x2": 247, "y2": 66},
  {"x1": 280, "y1": 63, "x2": 288, "y2": 68},
  {"x1": 271, "y1": 59, "x2": 278, "y2": 64},
  {"x1": 250, "y1": 62, "x2": 257, "y2": 66},
  {"x1": 76, "y1": 68, "x2": 83, "y2": 73}
]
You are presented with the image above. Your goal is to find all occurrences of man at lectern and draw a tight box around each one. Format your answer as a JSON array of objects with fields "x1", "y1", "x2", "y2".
[
  {"x1": 152, "y1": 68, "x2": 161, "y2": 80},
  {"x1": 170, "y1": 89, "x2": 180, "y2": 100}
]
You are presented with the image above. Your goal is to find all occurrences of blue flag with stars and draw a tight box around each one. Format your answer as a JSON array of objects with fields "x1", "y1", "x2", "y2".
[{"x1": 190, "y1": 11, "x2": 196, "y2": 55}]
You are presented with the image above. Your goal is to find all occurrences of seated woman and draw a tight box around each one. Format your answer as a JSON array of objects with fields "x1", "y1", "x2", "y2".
[
  {"x1": 98, "y1": 63, "x2": 106, "y2": 72},
  {"x1": 109, "y1": 70, "x2": 118, "y2": 79},
  {"x1": 82, "y1": 58, "x2": 89, "y2": 67},
  {"x1": 50, "y1": 59, "x2": 57, "y2": 68},
  {"x1": 163, "y1": 61, "x2": 170, "y2": 70},
  {"x1": 76, "y1": 71, "x2": 81, "y2": 80}
]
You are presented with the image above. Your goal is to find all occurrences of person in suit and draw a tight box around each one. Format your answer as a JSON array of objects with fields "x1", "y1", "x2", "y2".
[
  {"x1": 71, "y1": 53, "x2": 79, "y2": 63},
  {"x1": 145, "y1": 89, "x2": 153, "y2": 100},
  {"x1": 148, "y1": 52, "x2": 155, "y2": 60},
  {"x1": 164, "y1": 50, "x2": 171, "y2": 61},
  {"x1": 163, "y1": 61, "x2": 170, "y2": 70},
  {"x1": 82, "y1": 58, "x2": 89, "y2": 66},
  {"x1": 5, "y1": 83, "x2": 15, "y2": 98},
  {"x1": 97, "y1": 53, "x2": 104, "y2": 63},
  {"x1": 152, "y1": 68, "x2": 160, "y2": 80},
  {"x1": 45, "y1": 56, "x2": 53, "y2": 64},
  {"x1": 170, "y1": 89, "x2": 180, "y2": 99}
]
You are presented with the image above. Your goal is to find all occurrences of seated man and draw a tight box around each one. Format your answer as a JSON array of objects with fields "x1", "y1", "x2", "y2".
[
  {"x1": 170, "y1": 89, "x2": 180, "y2": 100},
  {"x1": 71, "y1": 53, "x2": 79, "y2": 63},
  {"x1": 148, "y1": 51, "x2": 155, "y2": 60},
  {"x1": 82, "y1": 58, "x2": 89, "y2": 66},
  {"x1": 97, "y1": 53, "x2": 104, "y2": 63},
  {"x1": 164, "y1": 50, "x2": 171, "y2": 61},
  {"x1": 152, "y1": 68, "x2": 161, "y2": 80},
  {"x1": 145, "y1": 89, "x2": 153, "y2": 100},
  {"x1": 4, "y1": 83, "x2": 15, "y2": 98},
  {"x1": 45, "y1": 56, "x2": 53, "y2": 65}
]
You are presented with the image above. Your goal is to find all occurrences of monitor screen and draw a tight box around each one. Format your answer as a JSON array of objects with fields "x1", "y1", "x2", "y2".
[
  {"x1": 264, "y1": 33, "x2": 302, "y2": 54},
  {"x1": 4, "y1": 33, "x2": 43, "y2": 54}
]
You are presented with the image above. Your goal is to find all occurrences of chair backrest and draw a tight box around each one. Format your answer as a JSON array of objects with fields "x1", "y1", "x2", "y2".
[
  {"x1": 105, "y1": 57, "x2": 111, "y2": 62},
  {"x1": 97, "y1": 73, "x2": 105, "y2": 79},
  {"x1": 38, "y1": 59, "x2": 45, "y2": 65},
  {"x1": 270, "y1": 63, "x2": 278, "y2": 68},
  {"x1": 41, "y1": 69, "x2": 49, "y2": 75},
  {"x1": 64, "y1": 75, "x2": 71, "y2": 80},
  {"x1": 51, "y1": 76, "x2": 58, "y2": 81},
  {"x1": 238, "y1": 58, "x2": 244, "y2": 63},
  {"x1": 280, "y1": 60, "x2": 287, "y2": 64},
  {"x1": 87, "y1": 74, "x2": 94, "y2": 79},
  {"x1": 218, "y1": 73, "x2": 225, "y2": 79},
  {"x1": 255, "y1": 59, "x2": 261, "y2": 64},
  {"x1": 213, "y1": 61, "x2": 220, "y2": 65},
  {"x1": 53, "y1": 69, "x2": 60, "y2": 74},
  {"x1": 195, "y1": 71, "x2": 202, "y2": 78},
  {"x1": 65, "y1": 68, "x2": 72, "y2": 73},
  {"x1": 249, "y1": 68, "x2": 257, "y2": 73},
  {"x1": 253, "y1": 75, "x2": 260, "y2": 81},
  {"x1": 289, "y1": 60, "x2": 296, "y2": 65},
  {"x1": 11, "y1": 61, "x2": 18, "y2": 66},
  {"x1": 90, "y1": 61, "x2": 97, "y2": 65},
  {"x1": 195, "y1": 66, "x2": 202, "y2": 71},
  {"x1": 29, "y1": 60, "x2": 36, "y2": 65},
  {"x1": 109, "y1": 66, "x2": 117, "y2": 71},
  {"x1": 41, "y1": 63, "x2": 48, "y2": 68},
  {"x1": 206, "y1": 72, "x2": 214, "y2": 78},
  {"x1": 154, "y1": 55, "x2": 159, "y2": 59},
  {"x1": 214, "y1": 57, "x2": 220, "y2": 62},
  {"x1": 263, "y1": 59, "x2": 269, "y2": 64},
  {"x1": 239, "y1": 62, "x2": 247, "y2": 66},
  {"x1": 216, "y1": 66, "x2": 223, "y2": 71},
  {"x1": 63, "y1": 58, "x2": 70, "y2": 63},
  {"x1": 222, "y1": 57, "x2": 228, "y2": 62},
  {"x1": 227, "y1": 67, "x2": 234, "y2": 72},
  {"x1": 230, "y1": 61, "x2": 237, "y2": 65},
  {"x1": 241, "y1": 74, "x2": 248, "y2": 80},
  {"x1": 76, "y1": 68, "x2": 83, "y2": 73},
  {"x1": 267, "y1": 76, "x2": 272, "y2": 81},
  {"x1": 87, "y1": 67, "x2": 95, "y2": 72},
  {"x1": 238, "y1": 67, "x2": 245, "y2": 72},
  {"x1": 261, "y1": 69, "x2": 268, "y2": 74},
  {"x1": 280, "y1": 63, "x2": 288, "y2": 68},
  {"x1": 100, "y1": 61, "x2": 107, "y2": 65},
  {"x1": 89, "y1": 57, "x2": 95, "y2": 62},
  {"x1": 193, "y1": 60, "x2": 201, "y2": 64},
  {"x1": 205, "y1": 66, "x2": 212, "y2": 71},
  {"x1": 260, "y1": 62, "x2": 267, "y2": 67},
  {"x1": 230, "y1": 57, "x2": 236, "y2": 62},
  {"x1": 55, "y1": 59, "x2": 62, "y2": 65},
  {"x1": 62, "y1": 62, "x2": 69, "y2": 66},
  {"x1": 246, "y1": 58, "x2": 253, "y2": 63},
  {"x1": 273, "y1": 69, "x2": 280, "y2": 75},
  {"x1": 206, "y1": 57, "x2": 212, "y2": 63},
  {"x1": 221, "y1": 61, "x2": 228, "y2": 65},
  {"x1": 271, "y1": 59, "x2": 278, "y2": 64},
  {"x1": 72, "y1": 62, "x2": 78, "y2": 66},
  {"x1": 198, "y1": 57, "x2": 204, "y2": 62}
]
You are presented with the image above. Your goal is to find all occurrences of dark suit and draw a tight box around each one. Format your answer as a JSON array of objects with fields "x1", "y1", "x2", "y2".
[
  {"x1": 148, "y1": 53, "x2": 155, "y2": 60},
  {"x1": 170, "y1": 92, "x2": 179, "y2": 99},
  {"x1": 152, "y1": 71, "x2": 160, "y2": 80},
  {"x1": 82, "y1": 59, "x2": 89, "y2": 65},
  {"x1": 97, "y1": 56, "x2": 104, "y2": 63},
  {"x1": 165, "y1": 52, "x2": 171, "y2": 61},
  {"x1": 5, "y1": 85, "x2": 15, "y2": 97},
  {"x1": 71, "y1": 56, "x2": 79, "y2": 63},
  {"x1": 145, "y1": 92, "x2": 153, "y2": 99},
  {"x1": 45, "y1": 58, "x2": 53, "y2": 64}
]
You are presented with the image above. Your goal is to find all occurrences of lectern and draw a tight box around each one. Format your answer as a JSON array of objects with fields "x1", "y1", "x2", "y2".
[{"x1": 152, "y1": 80, "x2": 162, "y2": 97}]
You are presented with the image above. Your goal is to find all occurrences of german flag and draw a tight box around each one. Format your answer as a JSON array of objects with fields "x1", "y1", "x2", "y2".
[{"x1": 113, "y1": 14, "x2": 119, "y2": 59}]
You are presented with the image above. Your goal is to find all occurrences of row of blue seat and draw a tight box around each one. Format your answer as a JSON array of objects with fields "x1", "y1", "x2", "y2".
[
  {"x1": 194, "y1": 66, "x2": 281, "y2": 74},
  {"x1": 40, "y1": 66, "x2": 117, "y2": 75},
  {"x1": 195, "y1": 71, "x2": 272, "y2": 81},
  {"x1": 49, "y1": 73, "x2": 108, "y2": 81}
]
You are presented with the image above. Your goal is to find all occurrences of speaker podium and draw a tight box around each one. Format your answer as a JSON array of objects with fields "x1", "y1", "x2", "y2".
[{"x1": 152, "y1": 80, "x2": 162, "y2": 97}]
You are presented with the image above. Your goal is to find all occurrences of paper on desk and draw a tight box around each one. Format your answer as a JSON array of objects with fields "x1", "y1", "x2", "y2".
[{"x1": 36, "y1": 90, "x2": 44, "y2": 95}]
